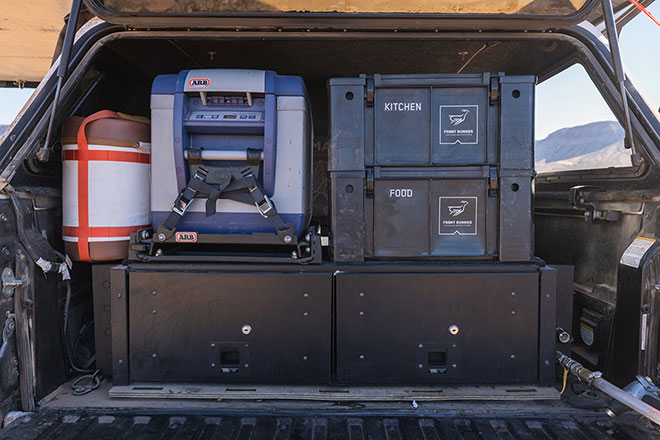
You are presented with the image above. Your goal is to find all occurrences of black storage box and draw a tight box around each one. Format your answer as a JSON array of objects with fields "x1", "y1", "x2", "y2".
[{"x1": 328, "y1": 73, "x2": 536, "y2": 262}]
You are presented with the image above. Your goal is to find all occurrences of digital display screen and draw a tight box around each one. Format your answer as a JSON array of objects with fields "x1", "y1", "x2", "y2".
[{"x1": 188, "y1": 111, "x2": 262, "y2": 121}]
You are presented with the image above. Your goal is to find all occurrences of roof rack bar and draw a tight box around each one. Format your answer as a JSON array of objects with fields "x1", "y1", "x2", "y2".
[{"x1": 601, "y1": 0, "x2": 643, "y2": 166}]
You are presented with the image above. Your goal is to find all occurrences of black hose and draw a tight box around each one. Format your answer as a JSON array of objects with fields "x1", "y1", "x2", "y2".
[
  {"x1": 62, "y1": 280, "x2": 94, "y2": 374},
  {"x1": 6, "y1": 186, "x2": 70, "y2": 279},
  {"x1": 8, "y1": 188, "x2": 44, "y2": 264}
]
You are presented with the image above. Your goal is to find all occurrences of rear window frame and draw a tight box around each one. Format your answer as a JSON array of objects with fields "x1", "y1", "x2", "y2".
[
  {"x1": 535, "y1": 54, "x2": 651, "y2": 183},
  {"x1": 83, "y1": 0, "x2": 600, "y2": 31}
]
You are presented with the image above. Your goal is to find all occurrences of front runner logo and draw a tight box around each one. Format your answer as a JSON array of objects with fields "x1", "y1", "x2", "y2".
[
  {"x1": 189, "y1": 78, "x2": 210, "y2": 88},
  {"x1": 448, "y1": 200, "x2": 469, "y2": 217},
  {"x1": 440, "y1": 105, "x2": 478, "y2": 145},
  {"x1": 439, "y1": 196, "x2": 478, "y2": 235},
  {"x1": 448, "y1": 109, "x2": 470, "y2": 126}
]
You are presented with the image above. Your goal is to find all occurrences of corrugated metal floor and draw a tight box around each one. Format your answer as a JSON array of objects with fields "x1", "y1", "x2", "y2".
[{"x1": 1, "y1": 410, "x2": 658, "y2": 440}]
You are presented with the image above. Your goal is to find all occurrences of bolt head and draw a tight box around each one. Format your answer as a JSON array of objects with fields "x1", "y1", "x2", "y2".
[
  {"x1": 359, "y1": 311, "x2": 365, "y2": 316},
  {"x1": 303, "y1": 356, "x2": 308, "y2": 361},
  {"x1": 418, "y1": 363, "x2": 423, "y2": 369},
  {"x1": 418, "y1": 344, "x2": 423, "y2": 349},
  {"x1": 449, "y1": 325, "x2": 459, "y2": 335},
  {"x1": 116, "y1": 293, "x2": 122, "y2": 298},
  {"x1": 244, "y1": 363, "x2": 249, "y2": 368},
  {"x1": 511, "y1": 354, "x2": 516, "y2": 359},
  {"x1": 545, "y1": 360, "x2": 551, "y2": 366},
  {"x1": 210, "y1": 343, "x2": 216, "y2": 348},
  {"x1": 211, "y1": 363, "x2": 216, "y2": 367},
  {"x1": 511, "y1": 310, "x2": 516, "y2": 316},
  {"x1": 241, "y1": 324, "x2": 252, "y2": 335},
  {"x1": 452, "y1": 364, "x2": 457, "y2": 368},
  {"x1": 157, "y1": 233, "x2": 166, "y2": 241},
  {"x1": 360, "y1": 355, "x2": 365, "y2": 360},
  {"x1": 303, "y1": 293, "x2": 309, "y2": 298},
  {"x1": 151, "y1": 290, "x2": 157, "y2": 296},
  {"x1": 118, "y1": 359, "x2": 124, "y2": 365},
  {"x1": 284, "y1": 235, "x2": 292, "y2": 244},
  {"x1": 511, "y1": 291, "x2": 516, "y2": 296},
  {"x1": 359, "y1": 292, "x2": 365, "y2": 297},
  {"x1": 152, "y1": 353, "x2": 157, "y2": 359},
  {"x1": 303, "y1": 312, "x2": 309, "y2": 317},
  {"x1": 152, "y1": 309, "x2": 157, "y2": 314}
]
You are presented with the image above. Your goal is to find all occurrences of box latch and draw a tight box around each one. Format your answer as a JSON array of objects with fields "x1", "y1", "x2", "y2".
[
  {"x1": 489, "y1": 75, "x2": 500, "y2": 105},
  {"x1": 366, "y1": 168, "x2": 375, "y2": 198},
  {"x1": 489, "y1": 167, "x2": 499, "y2": 196},
  {"x1": 366, "y1": 77, "x2": 375, "y2": 107}
]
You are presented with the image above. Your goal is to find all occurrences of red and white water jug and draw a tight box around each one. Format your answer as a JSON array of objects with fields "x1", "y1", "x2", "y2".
[{"x1": 61, "y1": 110, "x2": 150, "y2": 262}]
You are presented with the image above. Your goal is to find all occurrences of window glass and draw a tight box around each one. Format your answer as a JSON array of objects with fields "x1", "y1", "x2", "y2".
[
  {"x1": 620, "y1": 2, "x2": 660, "y2": 122},
  {"x1": 535, "y1": 64, "x2": 629, "y2": 173},
  {"x1": 0, "y1": 88, "x2": 34, "y2": 135}
]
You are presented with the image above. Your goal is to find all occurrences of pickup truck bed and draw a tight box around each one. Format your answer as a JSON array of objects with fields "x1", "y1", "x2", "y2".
[{"x1": 2, "y1": 378, "x2": 659, "y2": 439}]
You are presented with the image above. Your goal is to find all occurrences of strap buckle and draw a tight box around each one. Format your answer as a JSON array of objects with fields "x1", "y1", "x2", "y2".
[
  {"x1": 171, "y1": 168, "x2": 208, "y2": 216},
  {"x1": 172, "y1": 194, "x2": 193, "y2": 216},
  {"x1": 255, "y1": 195, "x2": 275, "y2": 218},
  {"x1": 246, "y1": 180, "x2": 259, "y2": 194}
]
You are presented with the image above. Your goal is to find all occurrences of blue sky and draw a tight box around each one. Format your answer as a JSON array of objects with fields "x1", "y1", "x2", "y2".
[
  {"x1": 1, "y1": 3, "x2": 659, "y2": 141},
  {"x1": 0, "y1": 87, "x2": 34, "y2": 127},
  {"x1": 536, "y1": 2, "x2": 660, "y2": 139}
]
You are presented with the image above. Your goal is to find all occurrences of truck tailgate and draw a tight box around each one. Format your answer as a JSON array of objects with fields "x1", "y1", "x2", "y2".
[{"x1": 1, "y1": 409, "x2": 659, "y2": 439}]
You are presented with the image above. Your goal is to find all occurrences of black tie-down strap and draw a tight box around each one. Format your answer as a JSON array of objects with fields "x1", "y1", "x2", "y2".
[{"x1": 156, "y1": 167, "x2": 297, "y2": 245}]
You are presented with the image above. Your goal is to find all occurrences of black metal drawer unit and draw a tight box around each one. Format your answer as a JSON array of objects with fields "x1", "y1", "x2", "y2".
[
  {"x1": 111, "y1": 268, "x2": 333, "y2": 385},
  {"x1": 328, "y1": 73, "x2": 536, "y2": 262},
  {"x1": 336, "y1": 271, "x2": 547, "y2": 384},
  {"x1": 109, "y1": 264, "x2": 557, "y2": 386}
]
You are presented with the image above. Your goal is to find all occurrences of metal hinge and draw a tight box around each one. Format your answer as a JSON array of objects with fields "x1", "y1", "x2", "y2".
[
  {"x1": 366, "y1": 168, "x2": 375, "y2": 198},
  {"x1": 2, "y1": 268, "x2": 25, "y2": 298},
  {"x1": 366, "y1": 77, "x2": 375, "y2": 107},
  {"x1": 489, "y1": 75, "x2": 500, "y2": 105},
  {"x1": 489, "y1": 167, "x2": 499, "y2": 197}
]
